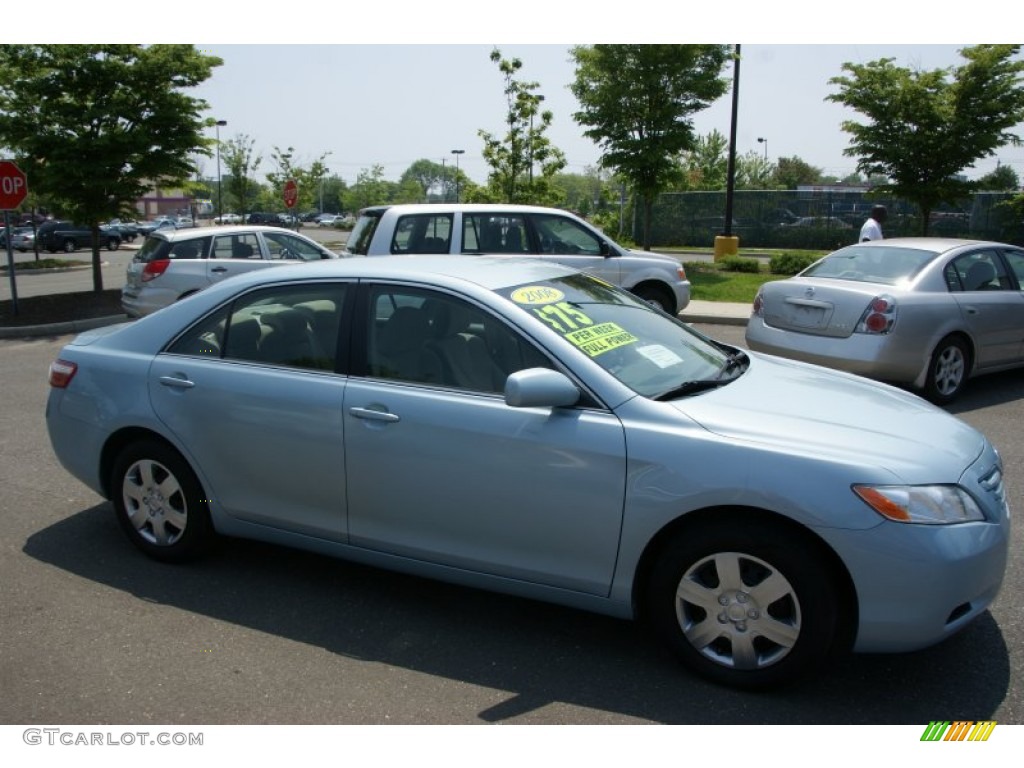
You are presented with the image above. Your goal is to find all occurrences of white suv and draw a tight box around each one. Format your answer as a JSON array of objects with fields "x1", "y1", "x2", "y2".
[
  {"x1": 345, "y1": 204, "x2": 690, "y2": 314},
  {"x1": 121, "y1": 225, "x2": 338, "y2": 317}
]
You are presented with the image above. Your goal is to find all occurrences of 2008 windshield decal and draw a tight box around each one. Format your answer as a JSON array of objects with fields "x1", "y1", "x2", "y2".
[{"x1": 531, "y1": 302, "x2": 638, "y2": 357}]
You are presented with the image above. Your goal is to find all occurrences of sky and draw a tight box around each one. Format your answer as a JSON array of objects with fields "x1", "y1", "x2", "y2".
[
  {"x1": 184, "y1": 43, "x2": 1024, "y2": 187},
  {"x1": 24, "y1": 1, "x2": 1024, "y2": 189}
]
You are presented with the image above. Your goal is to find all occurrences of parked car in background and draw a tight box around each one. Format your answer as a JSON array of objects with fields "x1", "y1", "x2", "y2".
[
  {"x1": 214, "y1": 213, "x2": 243, "y2": 225},
  {"x1": 137, "y1": 217, "x2": 178, "y2": 236},
  {"x1": 316, "y1": 214, "x2": 340, "y2": 227},
  {"x1": 245, "y1": 212, "x2": 285, "y2": 226},
  {"x1": 103, "y1": 219, "x2": 140, "y2": 243},
  {"x1": 176, "y1": 215, "x2": 195, "y2": 228},
  {"x1": 120, "y1": 224, "x2": 338, "y2": 317},
  {"x1": 346, "y1": 204, "x2": 690, "y2": 315},
  {"x1": 784, "y1": 216, "x2": 853, "y2": 230},
  {"x1": 746, "y1": 237, "x2": 1024, "y2": 403},
  {"x1": 0, "y1": 225, "x2": 34, "y2": 251},
  {"x1": 49, "y1": 255, "x2": 1009, "y2": 689},
  {"x1": 35, "y1": 220, "x2": 121, "y2": 253}
]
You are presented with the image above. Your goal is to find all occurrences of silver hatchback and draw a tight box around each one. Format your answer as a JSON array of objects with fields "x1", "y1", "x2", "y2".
[{"x1": 121, "y1": 225, "x2": 338, "y2": 317}]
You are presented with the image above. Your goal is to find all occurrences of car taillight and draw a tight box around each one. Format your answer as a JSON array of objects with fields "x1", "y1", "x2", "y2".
[
  {"x1": 48, "y1": 359, "x2": 78, "y2": 388},
  {"x1": 142, "y1": 259, "x2": 171, "y2": 282},
  {"x1": 677, "y1": 265, "x2": 687, "y2": 280},
  {"x1": 856, "y1": 295, "x2": 897, "y2": 334},
  {"x1": 751, "y1": 288, "x2": 764, "y2": 317}
]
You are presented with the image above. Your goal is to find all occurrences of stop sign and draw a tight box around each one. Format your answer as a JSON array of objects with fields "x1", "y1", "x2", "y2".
[
  {"x1": 282, "y1": 178, "x2": 298, "y2": 209},
  {"x1": 0, "y1": 160, "x2": 28, "y2": 210}
]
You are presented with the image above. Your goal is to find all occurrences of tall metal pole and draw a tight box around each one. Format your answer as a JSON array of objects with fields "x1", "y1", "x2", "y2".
[
  {"x1": 215, "y1": 119, "x2": 227, "y2": 222},
  {"x1": 723, "y1": 45, "x2": 741, "y2": 239},
  {"x1": 451, "y1": 150, "x2": 465, "y2": 203}
]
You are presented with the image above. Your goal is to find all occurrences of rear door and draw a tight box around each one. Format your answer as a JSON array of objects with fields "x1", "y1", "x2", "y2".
[
  {"x1": 948, "y1": 248, "x2": 1024, "y2": 368},
  {"x1": 206, "y1": 231, "x2": 272, "y2": 286}
]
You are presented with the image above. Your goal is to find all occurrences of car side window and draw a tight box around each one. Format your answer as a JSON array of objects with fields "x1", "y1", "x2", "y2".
[
  {"x1": 212, "y1": 233, "x2": 261, "y2": 260},
  {"x1": 167, "y1": 236, "x2": 212, "y2": 260},
  {"x1": 263, "y1": 232, "x2": 326, "y2": 261},
  {"x1": 999, "y1": 249, "x2": 1024, "y2": 289},
  {"x1": 167, "y1": 283, "x2": 348, "y2": 371},
  {"x1": 390, "y1": 214, "x2": 453, "y2": 254},
  {"x1": 462, "y1": 214, "x2": 529, "y2": 254},
  {"x1": 531, "y1": 214, "x2": 603, "y2": 255},
  {"x1": 366, "y1": 286, "x2": 550, "y2": 393},
  {"x1": 948, "y1": 250, "x2": 1011, "y2": 292}
]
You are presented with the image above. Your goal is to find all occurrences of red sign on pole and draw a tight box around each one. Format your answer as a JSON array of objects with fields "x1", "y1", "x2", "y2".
[
  {"x1": 282, "y1": 178, "x2": 298, "y2": 210},
  {"x1": 0, "y1": 160, "x2": 29, "y2": 210}
]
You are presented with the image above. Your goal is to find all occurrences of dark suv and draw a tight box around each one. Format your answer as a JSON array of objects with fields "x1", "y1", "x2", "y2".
[{"x1": 36, "y1": 221, "x2": 121, "y2": 253}]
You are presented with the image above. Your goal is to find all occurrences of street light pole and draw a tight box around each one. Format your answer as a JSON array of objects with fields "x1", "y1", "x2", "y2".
[
  {"x1": 451, "y1": 149, "x2": 465, "y2": 203},
  {"x1": 757, "y1": 136, "x2": 768, "y2": 162},
  {"x1": 320, "y1": 168, "x2": 328, "y2": 214},
  {"x1": 215, "y1": 119, "x2": 227, "y2": 222}
]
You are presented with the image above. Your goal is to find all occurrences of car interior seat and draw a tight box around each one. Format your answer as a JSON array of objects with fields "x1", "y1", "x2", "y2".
[
  {"x1": 964, "y1": 260, "x2": 997, "y2": 291},
  {"x1": 232, "y1": 242, "x2": 255, "y2": 259},
  {"x1": 374, "y1": 307, "x2": 434, "y2": 382}
]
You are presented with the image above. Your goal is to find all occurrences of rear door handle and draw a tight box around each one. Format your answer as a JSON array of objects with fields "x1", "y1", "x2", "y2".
[
  {"x1": 210, "y1": 266, "x2": 228, "y2": 273},
  {"x1": 159, "y1": 375, "x2": 195, "y2": 389}
]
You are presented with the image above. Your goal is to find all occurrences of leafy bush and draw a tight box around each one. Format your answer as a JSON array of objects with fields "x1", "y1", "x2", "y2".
[
  {"x1": 770, "y1": 252, "x2": 818, "y2": 276},
  {"x1": 719, "y1": 257, "x2": 761, "y2": 273}
]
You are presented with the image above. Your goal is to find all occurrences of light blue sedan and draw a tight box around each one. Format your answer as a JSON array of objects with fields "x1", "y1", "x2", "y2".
[{"x1": 45, "y1": 256, "x2": 1009, "y2": 689}]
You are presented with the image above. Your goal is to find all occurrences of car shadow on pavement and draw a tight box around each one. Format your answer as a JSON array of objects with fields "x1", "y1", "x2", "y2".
[{"x1": 23, "y1": 502, "x2": 1012, "y2": 725}]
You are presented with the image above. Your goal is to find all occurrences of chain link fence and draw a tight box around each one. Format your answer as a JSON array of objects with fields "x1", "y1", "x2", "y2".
[{"x1": 643, "y1": 190, "x2": 1023, "y2": 249}]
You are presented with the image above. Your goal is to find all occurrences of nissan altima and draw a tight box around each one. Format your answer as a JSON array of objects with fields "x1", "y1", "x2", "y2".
[
  {"x1": 45, "y1": 256, "x2": 1009, "y2": 689},
  {"x1": 746, "y1": 237, "x2": 1024, "y2": 403}
]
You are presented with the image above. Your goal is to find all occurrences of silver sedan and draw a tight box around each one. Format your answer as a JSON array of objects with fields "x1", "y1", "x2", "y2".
[
  {"x1": 746, "y1": 238, "x2": 1024, "y2": 403},
  {"x1": 46, "y1": 256, "x2": 1009, "y2": 690}
]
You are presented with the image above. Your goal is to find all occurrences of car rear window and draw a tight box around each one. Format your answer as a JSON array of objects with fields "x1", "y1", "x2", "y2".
[
  {"x1": 802, "y1": 245, "x2": 936, "y2": 285},
  {"x1": 135, "y1": 235, "x2": 212, "y2": 263},
  {"x1": 346, "y1": 211, "x2": 384, "y2": 255}
]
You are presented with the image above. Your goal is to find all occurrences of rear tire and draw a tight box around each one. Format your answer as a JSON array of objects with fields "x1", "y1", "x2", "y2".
[
  {"x1": 646, "y1": 516, "x2": 839, "y2": 689},
  {"x1": 923, "y1": 336, "x2": 969, "y2": 404},
  {"x1": 111, "y1": 440, "x2": 214, "y2": 563},
  {"x1": 63, "y1": 239, "x2": 76, "y2": 253}
]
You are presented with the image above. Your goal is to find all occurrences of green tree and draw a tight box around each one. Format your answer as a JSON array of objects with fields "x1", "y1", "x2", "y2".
[
  {"x1": 221, "y1": 133, "x2": 263, "y2": 216},
  {"x1": 348, "y1": 164, "x2": 394, "y2": 209},
  {"x1": 0, "y1": 44, "x2": 221, "y2": 291},
  {"x1": 975, "y1": 163, "x2": 1021, "y2": 191},
  {"x1": 827, "y1": 44, "x2": 1024, "y2": 234},
  {"x1": 735, "y1": 150, "x2": 774, "y2": 189},
  {"x1": 401, "y1": 159, "x2": 448, "y2": 202},
  {"x1": 570, "y1": 44, "x2": 730, "y2": 249},
  {"x1": 266, "y1": 146, "x2": 332, "y2": 216},
  {"x1": 677, "y1": 129, "x2": 730, "y2": 190},
  {"x1": 478, "y1": 48, "x2": 567, "y2": 206},
  {"x1": 772, "y1": 156, "x2": 824, "y2": 189}
]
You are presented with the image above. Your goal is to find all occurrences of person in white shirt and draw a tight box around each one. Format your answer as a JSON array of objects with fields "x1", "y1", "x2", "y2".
[{"x1": 860, "y1": 205, "x2": 887, "y2": 242}]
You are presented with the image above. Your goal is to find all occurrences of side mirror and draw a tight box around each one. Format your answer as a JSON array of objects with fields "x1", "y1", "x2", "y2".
[{"x1": 504, "y1": 368, "x2": 580, "y2": 408}]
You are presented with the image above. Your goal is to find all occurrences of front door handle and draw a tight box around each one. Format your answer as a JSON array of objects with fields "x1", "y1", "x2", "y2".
[
  {"x1": 159, "y1": 375, "x2": 195, "y2": 389},
  {"x1": 349, "y1": 406, "x2": 400, "y2": 423}
]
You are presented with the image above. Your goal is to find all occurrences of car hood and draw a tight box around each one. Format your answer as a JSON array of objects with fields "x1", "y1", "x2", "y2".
[{"x1": 670, "y1": 351, "x2": 985, "y2": 483}]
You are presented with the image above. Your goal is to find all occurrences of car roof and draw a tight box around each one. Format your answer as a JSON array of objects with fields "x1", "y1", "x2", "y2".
[
  {"x1": 209, "y1": 254, "x2": 579, "y2": 295},
  {"x1": 359, "y1": 203, "x2": 584, "y2": 217},
  {"x1": 844, "y1": 237, "x2": 1016, "y2": 253},
  {"x1": 150, "y1": 225, "x2": 300, "y2": 242}
]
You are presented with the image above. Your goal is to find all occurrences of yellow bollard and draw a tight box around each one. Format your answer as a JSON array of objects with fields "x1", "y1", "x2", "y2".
[{"x1": 713, "y1": 235, "x2": 739, "y2": 262}]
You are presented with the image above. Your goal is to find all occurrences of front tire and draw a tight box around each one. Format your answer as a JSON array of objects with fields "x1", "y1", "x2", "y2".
[
  {"x1": 63, "y1": 239, "x2": 76, "y2": 253},
  {"x1": 923, "y1": 336, "x2": 969, "y2": 404},
  {"x1": 106, "y1": 237, "x2": 120, "y2": 251},
  {"x1": 111, "y1": 440, "x2": 214, "y2": 562},
  {"x1": 646, "y1": 516, "x2": 839, "y2": 689}
]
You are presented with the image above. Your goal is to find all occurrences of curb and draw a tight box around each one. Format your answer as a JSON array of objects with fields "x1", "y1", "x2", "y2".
[
  {"x1": 0, "y1": 314, "x2": 128, "y2": 339},
  {"x1": 679, "y1": 312, "x2": 749, "y2": 327}
]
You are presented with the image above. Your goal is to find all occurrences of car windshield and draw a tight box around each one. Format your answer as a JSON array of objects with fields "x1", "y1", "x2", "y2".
[
  {"x1": 497, "y1": 273, "x2": 739, "y2": 398},
  {"x1": 801, "y1": 245, "x2": 937, "y2": 285}
]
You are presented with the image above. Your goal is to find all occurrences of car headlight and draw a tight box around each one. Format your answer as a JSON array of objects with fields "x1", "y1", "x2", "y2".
[{"x1": 853, "y1": 484, "x2": 986, "y2": 524}]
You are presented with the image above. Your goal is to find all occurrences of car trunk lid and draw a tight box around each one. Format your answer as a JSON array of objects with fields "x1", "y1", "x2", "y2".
[{"x1": 759, "y1": 278, "x2": 882, "y2": 339}]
